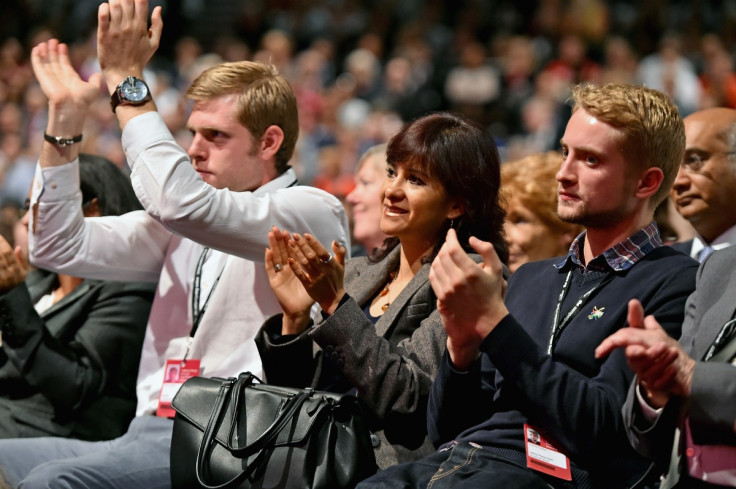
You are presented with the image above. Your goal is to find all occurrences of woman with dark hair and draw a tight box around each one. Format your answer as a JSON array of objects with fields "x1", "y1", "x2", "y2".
[
  {"x1": 0, "y1": 154, "x2": 155, "y2": 441},
  {"x1": 256, "y1": 112, "x2": 506, "y2": 470}
]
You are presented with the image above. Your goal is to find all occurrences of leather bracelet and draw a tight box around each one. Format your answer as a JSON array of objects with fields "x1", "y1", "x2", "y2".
[{"x1": 43, "y1": 132, "x2": 83, "y2": 147}]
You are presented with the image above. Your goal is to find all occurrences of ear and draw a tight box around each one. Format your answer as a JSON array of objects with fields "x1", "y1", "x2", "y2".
[
  {"x1": 635, "y1": 167, "x2": 664, "y2": 200},
  {"x1": 259, "y1": 125, "x2": 285, "y2": 161},
  {"x1": 446, "y1": 200, "x2": 465, "y2": 220},
  {"x1": 82, "y1": 198, "x2": 101, "y2": 218}
]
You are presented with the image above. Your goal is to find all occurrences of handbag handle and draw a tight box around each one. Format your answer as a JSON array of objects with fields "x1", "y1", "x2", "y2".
[{"x1": 194, "y1": 374, "x2": 315, "y2": 489}]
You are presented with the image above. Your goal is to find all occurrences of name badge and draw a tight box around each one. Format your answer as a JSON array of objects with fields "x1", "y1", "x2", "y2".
[
  {"x1": 524, "y1": 424, "x2": 572, "y2": 481},
  {"x1": 156, "y1": 358, "x2": 201, "y2": 418}
]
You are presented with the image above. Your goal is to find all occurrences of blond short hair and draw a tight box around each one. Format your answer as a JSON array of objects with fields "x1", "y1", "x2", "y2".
[
  {"x1": 570, "y1": 83, "x2": 685, "y2": 208},
  {"x1": 187, "y1": 61, "x2": 298, "y2": 174}
]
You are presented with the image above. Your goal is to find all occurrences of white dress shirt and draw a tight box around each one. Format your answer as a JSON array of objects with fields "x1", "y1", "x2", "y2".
[
  {"x1": 687, "y1": 224, "x2": 736, "y2": 259},
  {"x1": 29, "y1": 111, "x2": 350, "y2": 416}
]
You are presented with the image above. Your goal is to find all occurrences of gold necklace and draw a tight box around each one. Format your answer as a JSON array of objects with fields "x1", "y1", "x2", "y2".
[{"x1": 378, "y1": 271, "x2": 398, "y2": 312}]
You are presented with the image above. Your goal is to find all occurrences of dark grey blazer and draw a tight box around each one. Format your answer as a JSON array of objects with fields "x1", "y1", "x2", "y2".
[
  {"x1": 623, "y1": 245, "x2": 736, "y2": 488},
  {"x1": 0, "y1": 269, "x2": 155, "y2": 440},
  {"x1": 256, "y1": 245, "x2": 452, "y2": 469}
]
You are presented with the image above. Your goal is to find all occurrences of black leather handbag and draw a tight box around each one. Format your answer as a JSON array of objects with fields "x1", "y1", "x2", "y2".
[{"x1": 170, "y1": 372, "x2": 378, "y2": 489}]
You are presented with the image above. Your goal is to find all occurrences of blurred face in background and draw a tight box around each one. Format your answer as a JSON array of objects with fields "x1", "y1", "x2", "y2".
[
  {"x1": 505, "y1": 198, "x2": 574, "y2": 273},
  {"x1": 346, "y1": 152, "x2": 389, "y2": 251}
]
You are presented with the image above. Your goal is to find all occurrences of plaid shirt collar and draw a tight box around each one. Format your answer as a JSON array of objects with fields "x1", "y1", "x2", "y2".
[{"x1": 555, "y1": 221, "x2": 663, "y2": 272}]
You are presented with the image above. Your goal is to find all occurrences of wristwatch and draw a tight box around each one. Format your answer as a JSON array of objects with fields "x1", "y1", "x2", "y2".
[{"x1": 110, "y1": 76, "x2": 152, "y2": 113}]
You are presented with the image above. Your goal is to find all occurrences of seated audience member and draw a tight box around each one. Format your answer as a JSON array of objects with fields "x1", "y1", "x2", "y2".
[
  {"x1": 357, "y1": 83, "x2": 698, "y2": 488},
  {"x1": 0, "y1": 1, "x2": 348, "y2": 487},
  {"x1": 346, "y1": 143, "x2": 390, "y2": 256},
  {"x1": 670, "y1": 107, "x2": 736, "y2": 262},
  {"x1": 501, "y1": 151, "x2": 583, "y2": 273},
  {"x1": 257, "y1": 112, "x2": 508, "y2": 469},
  {"x1": 597, "y1": 246, "x2": 736, "y2": 488},
  {"x1": 0, "y1": 154, "x2": 154, "y2": 441}
]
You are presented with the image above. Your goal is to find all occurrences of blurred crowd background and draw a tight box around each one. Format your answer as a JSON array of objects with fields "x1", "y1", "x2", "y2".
[{"x1": 1, "y1": 0, "x2": 735, "y2": 241}]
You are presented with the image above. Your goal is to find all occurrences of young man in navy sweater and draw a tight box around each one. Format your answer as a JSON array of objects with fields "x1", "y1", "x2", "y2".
[{"x1": 358, "y1": 83, "x2": 699, "y2": 488}]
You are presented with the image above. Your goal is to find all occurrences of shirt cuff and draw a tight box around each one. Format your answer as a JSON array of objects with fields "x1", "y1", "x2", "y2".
[
  {"x1": 121, "y1": 111, "x2": 174, "y2": 166},
  {"x1": 636, "y1": 382, "x2": 663, "y2": 423},
  {"x1": 34, "y1": 159, "x2": 81, "y2": 203}
]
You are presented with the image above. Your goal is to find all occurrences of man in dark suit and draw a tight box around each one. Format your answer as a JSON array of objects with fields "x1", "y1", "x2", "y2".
[
  {"x1": 597, "y1": 246, "x2": 736, "y2": 488},
  {"x1": 670, "y1": 107, "x2": 736, "y2": 262}
]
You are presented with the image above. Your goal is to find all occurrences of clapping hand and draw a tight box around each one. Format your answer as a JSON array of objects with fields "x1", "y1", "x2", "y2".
[
  {"x1": 284, "y1": 233, "x2": 347, "y2": 315},
  {"x1": 595, "y1": 299, "x2": 695, "y2": 408},
  {"x1": 97, "y1": 0, "x2": 163, "y2": 84},
  {"x1": 265, "y1": 227, "x2": 314, "y2": 335},
  {"x1": 0, "y1": 236, "x2": 29, "y2": 294},
  {"x1": 31, "y1": 39, "x2": 102, "y2": 139},
  {"x1": 429, "y1": 229, "x2": 508, "y2": 371}
]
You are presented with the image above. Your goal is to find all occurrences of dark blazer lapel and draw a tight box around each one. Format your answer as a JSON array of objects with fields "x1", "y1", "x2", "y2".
[
  {"x1": 375, "y1": 262, "x2": 431, "y2": 338},
  {"x1": 687, "y1": 252, "x2": 736, "y2": 359},
  {"x1": 25, "y1": 269, "x2": 57, "y2": 302},
  {"x1": 350, "y1": 247, "x2": 401, "y2": 306},
  {"x1": 40, "y1": 282, "x2": 94, "y2": 337}
]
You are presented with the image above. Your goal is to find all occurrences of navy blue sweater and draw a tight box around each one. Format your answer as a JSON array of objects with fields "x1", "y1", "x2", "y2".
[{"x1": 427, "y1": 246, "x2": 698, "y2": 488}]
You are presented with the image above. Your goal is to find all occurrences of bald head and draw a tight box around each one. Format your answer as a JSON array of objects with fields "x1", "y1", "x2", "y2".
[{"x1": 671, "y1": 107, "x2": 736, "y2": 242}]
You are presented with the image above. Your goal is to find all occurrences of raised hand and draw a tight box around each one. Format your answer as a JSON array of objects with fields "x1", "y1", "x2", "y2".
[
  {"x1": 30, "y1": 39, "x2": 102, "y2": 146},
  {"x1": 97, "y1": 0, "x2": 163, "y2": 86},
  {"x1": 285, "y1": 233, "x2": 347, "y2": 315},
  {"x1": 429, "y1": 229, "x2": 508, "y2": 371},
  {"x1": 595, "y1": 299, "x2": 695, "y2": 408},
  {"x1": 264, "y1": 227, "x2": 314, "y2": 335},
  {"x1": 0, "y1": 236, "x2": 29, "y2": 294}
]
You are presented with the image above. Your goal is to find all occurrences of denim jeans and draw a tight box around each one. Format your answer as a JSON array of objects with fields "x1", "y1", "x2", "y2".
[{"x1": 357, "y1": 442, "x2": 555, "y2": 489}]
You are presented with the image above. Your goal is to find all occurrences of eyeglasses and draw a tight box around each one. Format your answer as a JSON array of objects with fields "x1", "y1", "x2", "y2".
[{"x1": 681, "y1": 151, "x2": 736, "y2": 173}]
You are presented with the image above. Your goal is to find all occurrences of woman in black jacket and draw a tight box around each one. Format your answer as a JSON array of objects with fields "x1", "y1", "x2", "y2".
[{"x1": 0, "y1": 154, "x2": 155, "y2": 440}]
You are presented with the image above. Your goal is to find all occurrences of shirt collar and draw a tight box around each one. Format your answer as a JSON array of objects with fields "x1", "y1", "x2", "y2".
[
  {"x1": 555, "y1": 221, "x2": 663, "y2": 272},
  {"x1": 690, "y1": 223, "x2": 736, "y2": 258},
  {"x1": 254, "y1": 168, "x2": 298, "y2": 196}
]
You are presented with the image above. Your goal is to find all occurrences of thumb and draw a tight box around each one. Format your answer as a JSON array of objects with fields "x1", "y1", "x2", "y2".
[
  {"x1": 469, "y1": 235, "x2": 500, "y2": 270},
  {"x1": 627, "y1": 299, "x2": 645, "y2": 329},
  {"x1": 88, "y1": 72, "x2": 103, "y2": 91},
  {"x1": 14, "y1": 246, "x2": 29, "y2": 272},
  {"x1": 642, "y1": 313, "x2": 664, "y2": 332},
  {"x1": 149, "y1": 6, "x2": 164, "y2": 46},
  {"x1": 332, "y1": 240, "x2": 347, "y2": 266}
]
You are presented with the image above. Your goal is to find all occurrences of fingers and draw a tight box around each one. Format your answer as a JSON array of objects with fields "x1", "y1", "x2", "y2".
[
  {"x1": 627, "y1": 299, "x2": 645, "y2": 329},
  {"x1": 98, "y1": 2, "x2": 110, "y2": 33},
  {"x1": 291, "y1": 233, "x2": 334, "y2": 273},
  {"x1": 268, "y1": 226, "x2": 291, "y2": 267},
  {"x1": 431, "y1": 229, "x2": 485, "y2": 299},
  {"x1": 134, "y1": 0, "x2": 149, "y2": 27},
  {"x1": 595, "y1": 328, "x2": 642, "y2": 358},
  {"x1": 264, "y1": 247, "x2": 276, "y2": 277},
  {"x1": 595, "y1": 323, "x2": 670, "y2": 360}
]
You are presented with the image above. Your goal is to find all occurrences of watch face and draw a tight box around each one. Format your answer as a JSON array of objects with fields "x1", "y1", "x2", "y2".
[{"x1": 121, "y1": 78, "x2": 149, "y2": 102}]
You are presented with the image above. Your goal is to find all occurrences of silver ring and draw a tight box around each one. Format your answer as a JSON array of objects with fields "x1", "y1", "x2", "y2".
[
  {"x1": 274, "y1": 263, "x2": 283, "y2": 272},
  {"x1": 320, "y1": 255, "x2": 333, "y2": 264}
]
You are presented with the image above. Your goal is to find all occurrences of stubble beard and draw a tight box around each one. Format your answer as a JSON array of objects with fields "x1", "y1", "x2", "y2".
[{"x1": 557, "y1": 201, "x2": 628, "y2": 230}]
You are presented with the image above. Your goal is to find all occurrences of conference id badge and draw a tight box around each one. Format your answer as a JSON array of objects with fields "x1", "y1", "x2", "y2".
[
  {"x1": 156, "y1": 358, "x2": 201, "y2": 418},
  {"x1": 524, "y1": 424, "x2": 572, "y2": 481}
]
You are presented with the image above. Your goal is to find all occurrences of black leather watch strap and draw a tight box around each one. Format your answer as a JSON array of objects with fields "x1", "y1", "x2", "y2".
[{"x1": 43, "y1": 132, "x2": 83, "y2": 147}]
